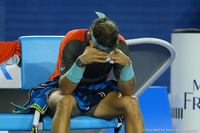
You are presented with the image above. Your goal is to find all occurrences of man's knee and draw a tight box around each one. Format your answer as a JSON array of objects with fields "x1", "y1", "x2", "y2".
[
  {"x1": 121, "y1": 96, "x2": 140, "y2": 114},
  {"x1": 57, "y1": 95, "x2": 76, "y2": 112}
]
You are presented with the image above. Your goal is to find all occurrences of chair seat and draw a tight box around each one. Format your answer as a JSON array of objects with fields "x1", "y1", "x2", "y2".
[
  {"x1": 0, "y1": 114, "x2": 118, "y2": 131},
  {"x1": 0, "y1": 114, "x2": 34, "y2": 130},
  {"x1": 43, "y1": 116, "x2": 118, "y2": 130}
]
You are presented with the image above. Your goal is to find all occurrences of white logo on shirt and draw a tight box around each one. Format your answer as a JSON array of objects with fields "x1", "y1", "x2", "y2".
[{"x1": 60, "y1": 66, "x2": 65, "y2": 71}]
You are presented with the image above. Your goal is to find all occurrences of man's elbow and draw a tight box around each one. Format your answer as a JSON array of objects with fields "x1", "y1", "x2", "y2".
[
  {"x1": 59, "y1": 75, "x2": 78, "y2": 95},
  {"x1": 128, "y1": 76, "x2": 136, "y2": 89},
  {"x1": 120, "y1": 77, "x2": 136, "y2": 96},
  {"x1": 59, "y1": 75, "x2": 68, "y2": 95}
]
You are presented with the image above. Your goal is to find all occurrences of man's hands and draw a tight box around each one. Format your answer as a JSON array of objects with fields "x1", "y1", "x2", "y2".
[
  {"x1": 79, "y1": 40, "x2": 130, "y2": 67},
  {"x1": 109, "y1": 49, "x2": 130, "y2": 67},
  {"x1": 79, "y1": 40, "x2": 108, "y2": 65}
]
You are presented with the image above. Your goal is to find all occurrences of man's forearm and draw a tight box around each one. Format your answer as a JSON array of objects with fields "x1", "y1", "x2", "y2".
[{"x1": 59, "y1": 60, "x2": 85, "y2": 95}]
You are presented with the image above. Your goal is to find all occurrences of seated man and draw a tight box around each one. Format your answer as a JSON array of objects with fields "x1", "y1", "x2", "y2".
[{"x1": 47, "y1": 14, "x2": 144, "y2": 133}]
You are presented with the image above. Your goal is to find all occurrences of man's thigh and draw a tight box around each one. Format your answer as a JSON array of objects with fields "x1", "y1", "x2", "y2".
[{"x1": 93, "y1": 91, "x2": 125, "y2": 119}]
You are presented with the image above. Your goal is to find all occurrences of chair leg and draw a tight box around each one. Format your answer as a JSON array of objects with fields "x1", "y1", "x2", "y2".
[{"x1": 31, "y1": 110, "x2": 40, "y2": 133}]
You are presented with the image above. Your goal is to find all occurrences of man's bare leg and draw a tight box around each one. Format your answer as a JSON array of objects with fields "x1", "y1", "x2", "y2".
[
  {"x1": 48, "y1": 90, "x2": 77, "y2": 133},
  {"x1": 94, "y1": 91, "x2": 144, "y2": 133},
  {"x1": 123, "y1": 96, "x2": 144, "y2": 133}
]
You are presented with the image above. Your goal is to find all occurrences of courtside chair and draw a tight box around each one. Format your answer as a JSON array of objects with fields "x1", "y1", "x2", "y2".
[{"x1": 0, "y1": 36, "x2": 175, "y2": 133}]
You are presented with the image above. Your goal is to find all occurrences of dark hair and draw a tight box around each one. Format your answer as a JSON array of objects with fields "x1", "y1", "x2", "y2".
[{"x1": 90, "y1": 17, "x2": 119, "y2": 49}]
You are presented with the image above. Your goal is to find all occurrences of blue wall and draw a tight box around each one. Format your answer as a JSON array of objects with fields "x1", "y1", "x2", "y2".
[{"x1": 1, "y1": 0, "x2": 200, "y2": 92}]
